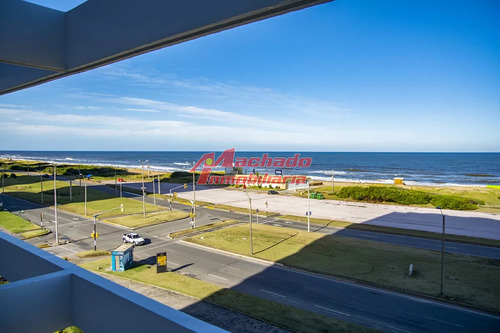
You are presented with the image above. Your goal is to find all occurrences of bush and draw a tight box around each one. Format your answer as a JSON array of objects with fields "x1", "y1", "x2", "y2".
[
  {"x1": 337, "y1": 186, "x2": 483, "y2": 210},
  {"x1": 430, "y1": 195, "x2": 483, "y2": 211}
]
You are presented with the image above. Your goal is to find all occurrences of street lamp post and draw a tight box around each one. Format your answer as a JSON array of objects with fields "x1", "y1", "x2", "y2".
[
  {"x1": 140, "y1": 160, "x2": 148, "y2": 218},
  {"x1": 114, "y1": 170, "x2": 118, "y2": 196},
  {"x1": 84, "y1": 177, "x2": 87, "y2": 215},
  {"x1": 152, "y1": 178, "x2": 156, "y2": 206},
  {"x1": 1, "y1": 173, "x2": 4, "y2": 193},
  {"x1": 53, "y1": 165, "x2": 59, "y2": 244},
  {"x1": 244, "y1": 190, "x2": 253, "y2": 255},
  {"x1": 158, "y1": 175, "x2": 161, "y2": 195},
  {"x1": 307, "y1": 179, "x2": 311, "y2": 233},
  {"x1": 437, "y1": 206, "x2": 446, "y2": 296},
  {"x1": 40, "y1": 173, "x2": 44, "y2": 204},
  {"x1": 193, "y1": 172, "x2": 196, "y2": 229}
]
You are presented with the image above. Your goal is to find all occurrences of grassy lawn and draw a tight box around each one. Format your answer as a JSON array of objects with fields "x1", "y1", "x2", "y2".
[
  {"x1": 21, "y1": 229, "x2": 50, "y2": 239},
  {"x1": 105, "y1": 210, "x2": 189, "y2": 228},
  {"x1": 308, "y1": 183, "x2": 500, "y2": 213},
  {"x1": 0, "y1": 211, "x2": 40, "y2": 233},
  {"x1": 279, "y1": 215, "x2": 500, "y2": 247},
  {"x1": 76, "y1": 250, "x2": 111, "y2": 258},
  {"x1": 60, "y1": 197, "x2": 165, "y2": 218},
  {"x1": 169, "y1": 219, "x2": 241, "y2": 238},
  {"x1": 81, "y1": 258, "x2": 373, "y2": 333},
  {"x1": 186, "y1": 224, "x2": 500, "y2": 313},
  {"x1": 1, "y1": 175, "x2": 112, "y2": 206}
]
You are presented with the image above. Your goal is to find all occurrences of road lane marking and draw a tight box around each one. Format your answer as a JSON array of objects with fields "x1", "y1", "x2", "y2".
[
  {"x1": 208, "y1": 274, "x2": 228, "y2": 281},
  {"x1": 260, "y1": 289, "x2": 286, "y2": 298},
  {"x1": 272, "y1": 224, "x2": 283, "y2": 227},
  {"x1": 167, "y1": 261, "x2": 179, "y2": 266},
  {"x1": 314, "y1": 305, "x2": 351, "y2": 317},
  {"x1": 424, "y1": 316, "x2": 463, "y2": 327},
  {"x1": 359, "y1": 233, "x2": 379, "y2": 239},
  {"x1": 221, "y1": 264, "x2": 241, "y2": 271},
  {"x1": 386, "y1": 325, "x2": 410, "y2": 332}
]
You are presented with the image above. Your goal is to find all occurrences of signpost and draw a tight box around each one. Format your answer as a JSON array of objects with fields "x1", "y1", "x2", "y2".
[{"x1": 157, "y1": 252, "x2": 167, "y2": 273}]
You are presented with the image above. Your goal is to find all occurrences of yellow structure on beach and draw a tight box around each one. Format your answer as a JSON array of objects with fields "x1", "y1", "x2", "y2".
[{"x1": 394, "y1": 178, "x2": 405, "y2": 185}]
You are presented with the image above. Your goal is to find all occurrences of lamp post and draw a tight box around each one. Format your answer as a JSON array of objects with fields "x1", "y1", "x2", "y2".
[
  {"x1": 84, "y1": 177, "x2": 88, "y2": 215},
  {"x1": 152, "y1": 178, "x2": 156, "y2": 206},
  {"x1": 40, "y1": 173, "x2": 44, "y2": 204},
  {"x1": 53, "y1": 165, "x2": 59, "y2": 244},
  {"x1": 158, "y1": 175, "x2": 161, "y2": 195},
  {"x1": 307, "y1": 179, "x2": 311, "y2": 233},
  {"x1": 140, "y1": 160, "x2": 148, "y2": 218},
  {"x1": 193, "y1": 172, "x2": 196, "y2": 228},
  {"x1": 437, "y1": 206, "x2": 446, "y2": 296},
  {"x1": 1, "y1": 173, "x2": 4, "y2": 193},
  {"x1": 244, "y1": 190, "x2": 253, "y2": 255}
]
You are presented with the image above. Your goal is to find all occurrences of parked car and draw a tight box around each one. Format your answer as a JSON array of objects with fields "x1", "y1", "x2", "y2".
[
  {"x1": 122, "y1": 232, "x2": 145, "y2": 246},
  {"x1": 42, "y1": 174, "x2": 50, "y2": 178},
  {"x1": 268, "y1": 190, "x2": 279, "y2": 195}
]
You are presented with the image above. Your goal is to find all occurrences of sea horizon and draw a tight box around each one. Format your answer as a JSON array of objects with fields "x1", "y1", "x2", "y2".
[{"x1": 2, "y1": 150, "x2": 499, "y2": 187}]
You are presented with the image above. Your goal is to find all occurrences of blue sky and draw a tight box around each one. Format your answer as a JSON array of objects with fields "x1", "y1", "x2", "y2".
[{"x1": 1, "y1": 0, "x2": 499, "y2": 152}]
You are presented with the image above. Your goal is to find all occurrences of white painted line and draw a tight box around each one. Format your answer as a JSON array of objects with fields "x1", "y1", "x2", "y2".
[
  {"x1": 60, "y1": 246, "x2": 79, "y2": 254},
  {"x1": 208, "y1": 274, "x2": 228, "y2": 281},
  {"x1": 359, "y1": 233, "x2": 379, "y2": 238},
  {"x1": 167, "y1": 261, "x2": 179, "y2": 266},
  {"x1": 272, "y1": 224, "x2": 283, "y2": 227},
  {"x1": 134, "y1": 241, "x2": 173, "y2": 253},
  {"x1": 386, "y1": 325, "x2": 411, "y2": 332},
  {"x1": 221, "y1": 264, "x2": 241, "y2": 271},
  {"x1": 260, "y1": 289, "x2": 286, "y2": 298},
  {"x1": 284, "y1": 221, "x2": 293, "y2": 224},
  {"x1": 447, "y1": 246, "x2": 458, "y2": 249},
  {"x1": 424, "y1": 316, "x2": 464, "y2": 327},
  {"x1": 314, "y1": 305, "x2": 351, "y2": 317}
]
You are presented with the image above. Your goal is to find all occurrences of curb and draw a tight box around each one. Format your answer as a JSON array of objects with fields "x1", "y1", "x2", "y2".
[{"x1": 178, "y1": 240, "x2": 282, "y2": 267}]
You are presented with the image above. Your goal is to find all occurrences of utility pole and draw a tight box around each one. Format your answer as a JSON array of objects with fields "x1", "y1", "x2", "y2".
[
  {"x1": 53, "y1": 165, "x2": 59, "y2": 244},
  {"x1": 93, "y1": 215, "x2": 97, "y2": 251},
  {"x1": 152, "y1": 178, "x2": 156, "y2": 206},
  {"x1": 141, "y1": 160, "x2": 147, "y2": 218},
  {"x1": 307, "y1": 179, "x2": 311, "y2": 233},
  {"x1": 437, "y1": 206, "x2": 446, "y2": 296},
  {"x1": 244, "y1": 190, "x2": 253, "y2": 255},
  {"x1": 69, "y1": 180, "x2": 73, "y2": 202},
  {"x1": 158, "y1": 175, "x2": 161, "y2": 195},
  {"x1": 114, "y1": 170, "x2": 118, "y2": 196},
  {"x1": 84, "y1": 178, "x2": 87, "y2": 215},
  {"x1": 40, "y1": 174, "x2": 44, "y2": 204},
  {"x1": 78, "y1": 165, "x2": 82, "y2": 187},
  {"x1": 193, "y1": 172, "x2": 196, "y2": 228},
  {"x1": 1, "y1": 173, "x2": 4, "y2": 193}
]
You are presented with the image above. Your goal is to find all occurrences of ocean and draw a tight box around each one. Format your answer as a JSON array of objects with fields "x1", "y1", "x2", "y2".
[{"x1": 1, "y1": 151, "x2": 499, "y2": 187}]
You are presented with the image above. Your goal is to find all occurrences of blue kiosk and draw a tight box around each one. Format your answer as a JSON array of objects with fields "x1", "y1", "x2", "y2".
[{"x1": 111, "y1": 243, "x2": 134, "y2": 271}]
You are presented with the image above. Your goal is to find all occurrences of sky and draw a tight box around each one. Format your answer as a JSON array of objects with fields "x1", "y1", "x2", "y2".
[{"x1": 1, "y1": 0, "x2": 499, "y2": 152}]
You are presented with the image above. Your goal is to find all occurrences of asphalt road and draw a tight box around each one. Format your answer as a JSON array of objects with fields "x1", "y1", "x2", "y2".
[
  {"x1": 98, "y1": 182, "x2": 500, "y2": 260},
  {"x1": 2, "y1": 192, "x2": 500, "y2": 332}
]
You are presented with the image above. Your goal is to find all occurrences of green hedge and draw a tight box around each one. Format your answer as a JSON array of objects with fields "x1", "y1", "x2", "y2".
[{"x1": 337, "y1": 186, "x2": 484, "y2": 210}]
